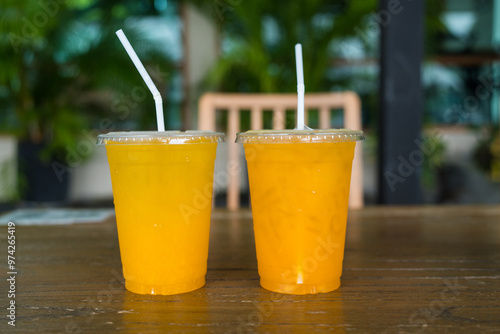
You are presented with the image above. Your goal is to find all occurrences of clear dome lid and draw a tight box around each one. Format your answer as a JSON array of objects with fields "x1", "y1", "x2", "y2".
[
  {"x1": 97, "y1": 131, "x2": 225, "y2": 145},
  {"x1": 235, "y1": 129, "x2": 364, "y2": 144}
]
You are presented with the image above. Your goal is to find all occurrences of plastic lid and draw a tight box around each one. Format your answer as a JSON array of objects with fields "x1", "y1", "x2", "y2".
[
  {"x1": 236, "y1": 129, "x2": 364, "y2": 144},
  {"x1": 97, "y1": 131, "x2": 225, "y2": 145}
]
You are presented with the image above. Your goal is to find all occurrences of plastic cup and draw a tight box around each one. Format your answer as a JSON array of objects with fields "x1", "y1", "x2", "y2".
[
  {"x1": 97, "y1": 131, "x2": 224, "y2": 295},
  {"x1": 236, "y1": 129, "x2": 364, "y2": 295}
]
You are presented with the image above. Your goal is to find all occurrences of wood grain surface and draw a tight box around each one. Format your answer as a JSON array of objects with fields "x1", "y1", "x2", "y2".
[{"x1": 0, "y1": 205, "x2": 499, "y2": 333}]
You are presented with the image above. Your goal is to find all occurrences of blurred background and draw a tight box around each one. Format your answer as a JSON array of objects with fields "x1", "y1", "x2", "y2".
[{"x1": 0, "y1": 0, "x2": 499, "y2": 211}]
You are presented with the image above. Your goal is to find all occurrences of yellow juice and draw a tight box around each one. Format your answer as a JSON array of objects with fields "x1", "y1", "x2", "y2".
[
  {"x1": 243, "y1": 141, "x2": 356, "y2": 294},
  {"x1": 104, "y1": 138, "x2": 219, "y2": 295}
]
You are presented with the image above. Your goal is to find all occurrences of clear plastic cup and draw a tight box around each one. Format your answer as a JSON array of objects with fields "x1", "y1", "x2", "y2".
[
  {"x1": 97, "y1": 131, "x2": 224, "y2": 295},
  {"x1": 236, "y1": 129, "x2": 364, "y2": 294}
]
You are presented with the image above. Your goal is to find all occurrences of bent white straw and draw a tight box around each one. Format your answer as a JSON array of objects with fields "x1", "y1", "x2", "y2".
[{"x1": 116, "y1": 29, "x2": 165, "y2": 131}]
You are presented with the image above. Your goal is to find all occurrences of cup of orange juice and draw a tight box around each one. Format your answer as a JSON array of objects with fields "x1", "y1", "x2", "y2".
[
  {"x1": 236, "y1": 129, "x2": 364, "y2": 295},
  {"x1": 98, "y1": 131, "x2": 224, "y2": 295}
]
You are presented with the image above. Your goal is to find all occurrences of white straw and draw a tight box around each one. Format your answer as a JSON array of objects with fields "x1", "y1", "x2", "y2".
[
  {"x1": 295, "y1": 43, "x2": 305, "y2": 130},
  {"x1": 115, "y1": 29, "x2": 165, "y2": 131}
]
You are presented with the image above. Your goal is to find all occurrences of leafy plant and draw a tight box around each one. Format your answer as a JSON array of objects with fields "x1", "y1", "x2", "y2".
[
  {"x1": 421, "y1": 133, "x2": 446, "y2": 188},
  {"x1": 191, "y1": 0, "x2": 377, "y2": 93},
  {"x1": 473, "y1": 128, "x2": 500, "y2": 180},
  {"x1": 0, "y1": 0, "x2": 174, "y2": 161},
  {"x1": 0, "y1": 159, "x2": 25, "y2": 201},
  {"x1": 188, "y1": 0, "x2": 445, "y2": 131}
]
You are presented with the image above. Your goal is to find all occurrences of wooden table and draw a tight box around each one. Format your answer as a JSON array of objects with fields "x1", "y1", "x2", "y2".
[{"x1": 1, "y1": 205, "x2": 499, "y2": 333}]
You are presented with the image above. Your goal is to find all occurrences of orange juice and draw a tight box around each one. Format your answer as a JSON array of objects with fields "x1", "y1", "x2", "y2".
[
  {"x1": 99, "y1": 131, "x2": 223, "y2": 295},
  {"x1": 238, "y1": 130, "x2": 363, "y2": 294}
]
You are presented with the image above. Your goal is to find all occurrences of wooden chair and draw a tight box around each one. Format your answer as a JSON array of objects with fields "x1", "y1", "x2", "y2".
[{"x1": 198, "y1": 92, "x2": 364, "y2": 210}]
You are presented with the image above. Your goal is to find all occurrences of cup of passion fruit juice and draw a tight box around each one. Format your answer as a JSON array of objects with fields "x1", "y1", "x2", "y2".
[
  {"x1": 237, "y1": 129, "x2": 363, "y2": 295},
  {"x1": 98, "y1": 131, "x2": 224, "y2": 295}
]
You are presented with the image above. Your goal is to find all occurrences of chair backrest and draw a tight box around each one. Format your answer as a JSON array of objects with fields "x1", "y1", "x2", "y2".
[{"x1": 198, "y1": 92, "x2": 364, "y2": 210}]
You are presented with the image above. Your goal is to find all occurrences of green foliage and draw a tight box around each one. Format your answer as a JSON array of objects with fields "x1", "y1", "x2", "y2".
[
  {"x1": 473, "y1": 128, "x2": 500, "y2": 177},
  {"x1": 0, "y1": 159, "x2": 24, "y2": 201},
  {"x1": 421, "y1": 133, "x2": 446, "y2": 188},
  {"x1": 424, "y1": 0, "x2": 447, "y2": 56},
  {"x1": 196, "y1": 0, "x2": 378, "y2": 93},
  {"x1": 0, "y1": 0, "x2": 174, "y2": 159},
  {"x1": 188, "y1": 0, "x2": 446, "y2": 133}
]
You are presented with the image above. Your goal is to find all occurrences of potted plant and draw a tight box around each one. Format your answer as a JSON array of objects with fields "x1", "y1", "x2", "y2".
[{"x1": 0, "y1": 1, "x2": 173, "y2": 202}]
